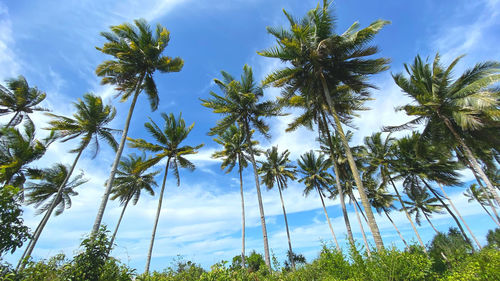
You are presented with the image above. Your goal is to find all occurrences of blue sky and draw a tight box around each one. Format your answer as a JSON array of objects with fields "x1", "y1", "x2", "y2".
[{"x1": 1, "y1": 0, "x2": 500, "y2": 272}]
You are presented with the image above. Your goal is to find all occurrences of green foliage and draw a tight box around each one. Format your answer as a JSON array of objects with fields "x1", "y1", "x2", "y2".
[
  {"x1": 0, "y1": 186, "x2": 30, "y2": 257},
  {"x1": 441, "y1": 248, "x2": 500, "y2": 281},
  {"x1": 486, "y1": 228, "x2": 500, "y2": 249},
  {"x1": 428, "y1": 228, "x2": 473, "y2": 273}
]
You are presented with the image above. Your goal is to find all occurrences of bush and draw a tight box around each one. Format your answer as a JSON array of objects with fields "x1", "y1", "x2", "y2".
[{"x1": 0, "y1": 186, "x2": 31, "y2": 257}]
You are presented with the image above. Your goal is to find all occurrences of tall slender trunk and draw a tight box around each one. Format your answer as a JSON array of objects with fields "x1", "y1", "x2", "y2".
[
  {"x1": 6, "y1": 112, "x2": 19, "y2": 127},
  {"x1": 144, "y1": 158, "x2": 170, "y2": 274},
  {"x1": 438, "y1": 184, "x2": 482, "y2": 249},
  {"x1": 318, "y1": 187, "x2": 340, "y2": 251},
  {"x1": 320, "y1": 111, "x2": 354, "y2": 245},
  {"x1": 440, "y1": 114, "x2": 500, "y2": 206},
  {"x1": 477, "y1": 199, "x2": 500, "y2": 227},
  {"x1": 319, "y1": 74, "x2": 383, "y2": 250},
  {"x1": 92, "y1": 74, "x2": 145, "y2": 236},
  {"x1": 384, "y1": 210, "x2": 408, "y2": 248},
  {"x1": 351, "y1": 195, "x2": 371, "y2": 256},
  {"x1": 458, "y1": 148, "x2": 500, "y2": 224},
  {"x1": 424, "y1": 212, "x2": 439, "y2": 234},
  {"x1": 243, "y1": 123, "x2": 271, "y2": 270},
  {"x1": 389, "y1": 177, "x2": 426, "y2": 251},
  {"x1": 237, "y1": 157, "x2": 246, "y2": 268},
  {"x1": 108, "y1": 197, "x2": 131, "y2": 254},
  {"x1": 277, "y1": 182, "x2": 295, "y2": 270},
  {"x1": 17, "y1": 148, "x2": 84, "y2": 271},
  {"x1": 422, "y1": 180, "x2": 472, "y2": 248}
]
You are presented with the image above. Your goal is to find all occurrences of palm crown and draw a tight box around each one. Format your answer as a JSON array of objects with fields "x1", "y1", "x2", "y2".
[
  {"x1": 25, "y1": 164, "x2": 86, "y2": 216},
  {"x1": 0, "y1": 76, "x2": 48, "y2": 127},
  {"x1": 110, "y1": 154, "x2": 158, "y2": 206},
  {"x1": 96, "y1": 19, "x2": 184, "y2": 110},
  {"x1": 212, "y1": 124, "x2": 256, "y2": 173},
  {"x1": 297, "y1": 150, "x2": 333, "y2": 197},
  {"x1": 45, "y1": 93, "x2": 119, "y2": 157},
  {"x1": 128, "y1": 113, "x2": 203, "y2": 185},
  {"x1": 258, "y1": 146, "x2": 296, "y2": 190},
  {"x1": 404, "y1": 187, "x2": 443, "y2": 226}
]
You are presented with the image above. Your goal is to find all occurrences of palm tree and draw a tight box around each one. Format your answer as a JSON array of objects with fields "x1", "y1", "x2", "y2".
[
  {"x1": 0, "y1": 76, "x2": 47, "y2": 127},
  {"x1": 366, "y1": 180, "x2": 409, "y2": 248},
  {"x1": 20, "y1": 164, "x2": 86, "y2": 264},
  {"x1": 201, "y1": 65, "x2": 281, "y2": 268},
  {"x1": 259, "y1": 0, "x2": 390, "y2": 250},
  {"x1": 108, "y1": 154, "x2": 158, "y2": 252},
  {"x1": 364, "y1": 132, "x2": 426, "y2": 249},
  {"x1": 18, "y1": 93, "x2": 118, "y2": 269},
  {"x1": 464, "y1": 184, "x2": 500, "y2": 226},
  {"x1": 93, "y1": 19, "x2": 184, "y2": 235},
  {"x1": 0, "y1": 122, "x2": 52, "y2": 191},
  {"x1": 297, "y1": 150, "x2": 340, "y2": 250},
  {"x1": 404, "y1": 187, "x2": 443, "y2": 234},
  {"x1": 211, "y1": 124, "x2": 255, "y2": 268},
  {"x1": 258, "y1": 146, "x2": 297, "y2": 270},
  {"x1": 391, "y1": 133, "x2": 472, "y2": 245},
  {"x1": 386, "y1": 54, "x2": 500, "y2": 206},
  {"x1": 128, "y1": 112, "x2": 202, "y2": 274}
]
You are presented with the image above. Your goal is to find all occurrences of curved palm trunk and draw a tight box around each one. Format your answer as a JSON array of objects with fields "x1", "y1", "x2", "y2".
[
  {"x1": 92, "y1": 75, "x2": 144, "y2": 236},
  {"x1": 389, "y1": 177, "x2": 426, "y2": 251},
  {"x1": 144, "y1": 158, "x2": 170, "y2": 274},
  {"x1": 17, "y1": 147, "x2": 84, "y2": 270},
  {"x1": 320, "y1": 112, "x2": 355, "y2": 245},
  {"x1": 6, "y1": 112, "x2": 19, "y2": 127},
  {"x1": 422, "y1": 180, "x2": 472, "y2": 248},
  {"x1": 108, "y1": 197, "x2": 131, "y2": 254},
  {"x1": 237, "y1": 158, "x2": 246, "y2": 268},
  {"x1": 243, "y1": 124, "x2": 271, "y2": 269},
  {"x1": 384, "y1": 210, "x2": 409, "y2": 249},
  {"x1": 438, "y1": 184, "x2": 482, "y2": 249},
  {"x1": 319, "y1": 74, "x2": 383, "y2": 250},
  {"x1": 351, "y1": 195, "x2": 371, "y2": 256},
  {"x1": 318, "y1": 187, "x2": 340, "y2": 250},
  {"x1": 440, "y1": 115, "x2": 500, "y2": 206},
  {"x1": 278, "y1": 182, "x2": 295, "y2": 270},
  {"x1": 423, "y1": 212, "x2": 439, "y2": 234}
]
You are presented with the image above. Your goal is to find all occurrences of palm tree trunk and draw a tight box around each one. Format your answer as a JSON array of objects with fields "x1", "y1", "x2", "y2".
[
  {"x1": 458, "y1": 149, "x2": 500, "y2": 224},
  {"x1": 422, "y1": 180, "x2": 472, "y2": 248},
  {"x1": 278, "y1": 182, "x2": 295, "y2": 270},
  {"x1": 320, "y1": 112, "x2": 355, "y2": 245},
  {"x1": 389, "y1": 177, "x2": 426, "y2": 251},
  {"x1": 237, "y1": 158, "x2": 246, "y2": 268},
  {"x1": 477, "y1": 198, "x2": 500, "y2": 227},
  {"x1": 438, "y1": 184, "x2": 482, "y2": 249},
  {"x1": 440, "y1": 114, "x2": 500, "y2": 206},
  {"x1": 6, "y1": 112, "x2": 19, "y2": 127},
  {"x1": 384, "y1": 210, "x2": 409, "y2": 248},
  {"x1": 17, "y1": 147, "x2": 84, "y2": 271},
  {"x1": 144, "y1": 157, "x2": 170, "y2": 274},
  {"x1": 351, "y1": 195, "x2": 371, "y2": 256},
  {"x1": 319, "y1": 74, "x2": 384, "y2": 250},
  {"x1": 92, "y1": 74, "x2": 145, "y2": 236},
  {"x1": 318, "y1": 187, "x2": 340, "y2": 251},
  {"x1": 423, "y1": 212, "x2": 439, "y2": 234},
  {"x1": 108, "y1": 197, "x2": 131, "y2": 254},
  {"x1": 243, "y1": 123, "x2": 271, "y2": 270}
]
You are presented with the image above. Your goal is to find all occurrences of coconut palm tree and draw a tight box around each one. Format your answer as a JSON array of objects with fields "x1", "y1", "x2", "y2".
[
  {"x1": 18, "y1": 93, "x2": 118, "y2": 270},
  {"x1": 258, "y1": 146, "x2": 297, "y2": 269},
  {"x1": 0, "y1": 76, "x2": 47, "y2": 127},
  {"x1": 366, "y1": 180, "x2": 409, "y2": 248},
  {"x1": 93, "y1": 19, "x2": 184, "y2": 235},
  {"x1": 201, "y1": 65, "x2": 281, "y2": 268},
  {"x1": 386, "y1": 54, "x2": 500, "y2": 206},
  {"x1": 108, "y1": 154, "x2": 158, "y2": 252},
  {"x1": 20, "y1": 164, "x2": 86, "y2": 264},
  {"x1": 404, "y1": 187, "x2": 443, "y2": 234},
  {"x1": 392, "y1": 133, "x2": 472, "y2": 245},
  {"x1": 211, "y1": 124, "x2": 255, "y2": 268},
  {"x1": 0, "y1": 122, "x2": 52, "y2": 191},
  {"x1": 259, "y1": 0, "x2": 390, "y2": 250},
  {"x1": 464, "y1": 184, "x2": 500, "y2": 226},
  {"x1": 297, "y1": 150, "x2": 340, "y2": 250},
  {"x1": 127, "y1": 112, "x2": 202, "y2": 274},
  {"x1": 364, "y1": 132, "x2": 426, "y2": 249}
]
